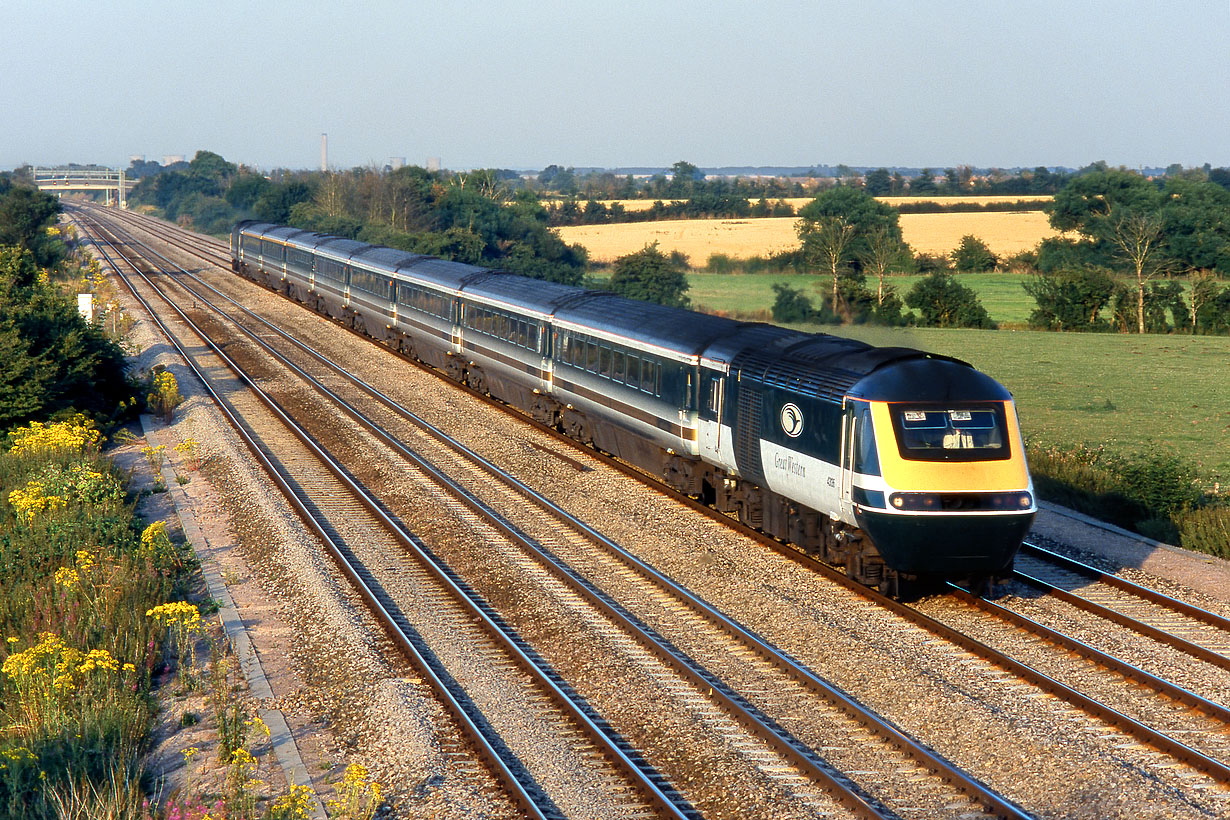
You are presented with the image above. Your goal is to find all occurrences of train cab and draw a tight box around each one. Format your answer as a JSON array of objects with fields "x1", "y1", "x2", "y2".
[{"x1": 843, "y1": 358, "x2": 1036, "y2": 576}]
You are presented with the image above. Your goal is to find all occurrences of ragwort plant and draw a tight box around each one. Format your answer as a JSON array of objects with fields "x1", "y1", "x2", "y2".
[
  {"x1": 147, "y1": 368, "x2": 184, "y2": 423},
  {"x1": 0, "y1": 417, "x2": 190, "y2": 819}
]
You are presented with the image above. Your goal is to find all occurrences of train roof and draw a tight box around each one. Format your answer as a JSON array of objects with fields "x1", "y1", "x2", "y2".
[
  {"x1": 351, "y1": 245, "x2": 419, "y2": 274},
  {"x1": 460, "y1": 275, "x2": 594, "y2": 319},
  {"x1": 731, "y1": 334, "x2": 968, "y2": 403},
  {"x1": 235, "y1": 221, "x2": 276, "y2": 240},
  {"x1": 397, "y1": 257, "x2": 496, "y2": 291},
  {"x1": 848, "y1": 357, "x2": 1011, "y2": 402},
  {"x1": 315, "y1": 237, "x2": 369, "y2": 261},
  {"x1": 553, "y1": 294, "x2": 742, "y2": 358},
  {"x1": 699, "y1": 324, "x2": 808, "y2": 370}
]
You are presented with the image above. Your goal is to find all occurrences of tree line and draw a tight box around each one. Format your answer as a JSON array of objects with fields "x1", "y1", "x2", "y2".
[
  {"x1": 119, "y1": 153, "x2": 1230, "y2": 334},
  {"x1": 756, "y1": 168, "x2": 1230, "y2": 334},
  {"x1": 0, "y1": 178, "x2": 130, "y2": 433}
]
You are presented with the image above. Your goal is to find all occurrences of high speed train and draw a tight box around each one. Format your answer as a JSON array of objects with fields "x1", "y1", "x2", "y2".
[{"x1": 232, "y1": 220, "x2": 1036, "y2": 594}]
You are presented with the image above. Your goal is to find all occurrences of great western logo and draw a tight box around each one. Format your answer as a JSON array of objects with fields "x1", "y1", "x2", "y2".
[
  {"x1": 780, "y1": 403, "x2": 804, "y2": 437},
  {"x1": 774, "y1": 452, "x2": 807, "y2": 477}
]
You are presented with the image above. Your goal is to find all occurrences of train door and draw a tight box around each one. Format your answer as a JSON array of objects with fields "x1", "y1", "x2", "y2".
[
  {"x1": 840, "y1": 399, "x2": 879, "y2": 525},
  {"x1": 839, "y1": 401, "x2": 860, "y2": 524},
  {"x1": 697, "y1": 368, "x2": 724, "y2": 464}
]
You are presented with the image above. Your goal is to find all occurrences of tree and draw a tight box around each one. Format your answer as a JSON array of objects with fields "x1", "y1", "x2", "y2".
[
  {"x1": 607, "y1": 243, "x2": 690, "y2": 308},
  {"x1": 225, "y1": 173, "x2": 271, "y2": 211},
  {"x1": 0, "y1": 186, "x2": 63, "y2": 267},
  {"x1": 911, "y1": 168, "x2": 938, "y2": 195},
  {"x1": 1192, "y1": 275, "x2": 1230, "y2": 334},
  {"x1": 1188, "y1": 270, "x2": 1224, "y2": 334},
  {"x1": 1105, "y1": 209, "x2": 1166, "y2": 334},
  {"x1": 796, "y1": 186, "x2": 903, "y2": 304},
  {"x1": 951, "y1": 235, "x2": 997, "y2": 272},
  {"x1": 256, "y1": 180, "x2": 315, "y2": 223},
  {"x1": 188, "y1": 150, "x2": 237, "y2": 183},
  {"x1": 0, "y1": 246, "x2": 130, "y2": 430},
  {"x1": 906, "y1": 272, "x2": 995, "y2": 328},
  {"x1": 859, "y1": 226, "x2": 910, "y2": 309},
  {"x1": 1048, "y1": 169, "x2": 1161, "y2": 234},
  {"x1": 864, "y1": 168, "x2": 892, "y2": 196},
  {"x1": 800, "y1": 216, "x2": 855, "y2": 314},
  {"x1": 669, "y1": 161, "x2": 703, "y2": 197},
  {"x1": 1157, "y1": 177, "x2": 1230, "y2": 274}
]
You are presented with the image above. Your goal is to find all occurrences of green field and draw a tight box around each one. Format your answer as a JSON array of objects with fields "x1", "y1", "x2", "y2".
[
  {"x1": 686, "y1": 271, "x2": 1039, "y2": 326},
  {"x1": 812, "y1": 325, "x2": 1230, "y2": 482}
]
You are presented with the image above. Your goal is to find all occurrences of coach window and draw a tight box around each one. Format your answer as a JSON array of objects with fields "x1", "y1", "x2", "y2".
[
  {"x1": 625, "y1": 354, "x2": 640, "y2": 387},
  {"x1": 612, "y1": 350, "x2": 625, "y2": 382},
  {"x1": 640, "y1": 360, "x2": 655, "y2": 394},
  {"x1": 585, "y1": 341, "x2": 600, "y2": 372}
]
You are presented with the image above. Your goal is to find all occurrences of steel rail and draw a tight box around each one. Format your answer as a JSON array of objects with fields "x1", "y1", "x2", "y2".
[{"x1": 1020, "y1": 542, "x2": 1230, "y2": 632}]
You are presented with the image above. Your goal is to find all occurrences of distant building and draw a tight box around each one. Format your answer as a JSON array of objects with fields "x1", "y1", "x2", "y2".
[
  {"x1": 426, "y1": 157, "x2": 441, "y2": 172},
  {"x1": 390, "y1": 156, "x2": 405, "y2": 170},
  {"x1": 162, "y1": 155, "x2": 184, "y2": 166}
]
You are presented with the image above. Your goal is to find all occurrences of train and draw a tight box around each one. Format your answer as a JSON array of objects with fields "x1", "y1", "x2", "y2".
[{"x1": 231, "y1": 220, "x2": 1036, "y2": 595}]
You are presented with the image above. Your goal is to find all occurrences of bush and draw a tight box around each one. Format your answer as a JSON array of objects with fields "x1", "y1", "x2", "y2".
[
  {"x1": 607, "y1": 243, "x2": 690, "y2": 307},
  {"x1": 951, "y1": 235, "x2": 997, "y2": 272},
  {"x1": 905, "y1": 272, "x2": 996, "y2": 328},
  {"x1": 1026, "y1": 440, "x2": 1227, "y2": 555},
  {"x1": 1176, "y1": 506, "x2": 1230, "y2": 558},
  {"x1": 0, "y1": 417, "x2": 192, "y2": 819},
  {"x1": 1023, "y1": 266, "x2": 1116, "y2": 331},
  {"x1": 771, "y1": 283, "x2": 815, "y2": 323}
]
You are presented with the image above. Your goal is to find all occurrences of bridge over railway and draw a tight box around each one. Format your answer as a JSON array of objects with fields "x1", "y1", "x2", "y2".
[{"x1": 34, "y1": 166, "x2": 134, "y2": 208}]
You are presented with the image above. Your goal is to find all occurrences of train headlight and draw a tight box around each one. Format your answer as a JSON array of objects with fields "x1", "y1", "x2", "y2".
[
  {"x1": 888, "y1": 492, "x2": 1034, "y2": 512},
  {"x1": 888, "y1": 493, "x2": 941, "y2": 510}
]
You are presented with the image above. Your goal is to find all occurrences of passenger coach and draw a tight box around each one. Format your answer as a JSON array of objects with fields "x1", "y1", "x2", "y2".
[{"x1": 232, "y1": 220, "x2": 1036, "y2": 594}]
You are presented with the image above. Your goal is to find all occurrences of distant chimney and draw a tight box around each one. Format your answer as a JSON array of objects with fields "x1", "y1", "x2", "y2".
[{"x1": 321, "y1": 133, "x2": 328, "y2": 172}]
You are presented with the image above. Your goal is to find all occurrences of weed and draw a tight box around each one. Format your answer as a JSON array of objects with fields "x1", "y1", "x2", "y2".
[{"x1": 147, "y1": 368, "x2": 184, "y2": 423}]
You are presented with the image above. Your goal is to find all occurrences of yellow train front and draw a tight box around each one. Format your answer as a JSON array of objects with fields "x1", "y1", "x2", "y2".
[{"x1": 843, "y1": 357, "x2": 1035, "y2": 579}]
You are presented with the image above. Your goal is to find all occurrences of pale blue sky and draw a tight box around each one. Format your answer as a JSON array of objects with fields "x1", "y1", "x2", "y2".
[{"x1": 3, "y1": 1, "x2": 1227, "y2": 171}]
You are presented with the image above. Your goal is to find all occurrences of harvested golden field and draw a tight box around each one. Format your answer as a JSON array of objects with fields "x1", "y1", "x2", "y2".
[
  {"x1": 876, "y1": 194, "x2": 1053, "y2": 207},
  {"x1": 899, "y1": 210, "x2": 1064, "y2": 255},
  {"x1": 558, "y1": 217, "x2": 800, "y2": 264},
  {"x1": 558, "y1": 211, "x2": 1064, "y2": 263},
  {"x1": 548, "y1": 194, "x2": 1053, "y2": 212}
]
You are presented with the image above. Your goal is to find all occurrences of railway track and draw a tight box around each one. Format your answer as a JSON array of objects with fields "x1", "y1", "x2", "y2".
[
  {"x1": 1013, "y1": 541, "x2": 1230, "y2": 669},
  {"x1": 75, "y1": 205, "x2": 1038, "y2": 820},
  {"x1": 75, "y1": 205, "x2": 1230, "y2": 815}
]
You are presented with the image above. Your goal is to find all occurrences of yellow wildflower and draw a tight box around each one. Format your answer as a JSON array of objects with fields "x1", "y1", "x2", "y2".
[
  {"x1": 53, "y1": 567, "x2": 79, "y2": 589},
  {"x1": 5, "y1": 416, "x2": 102, "y2": 458}
]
